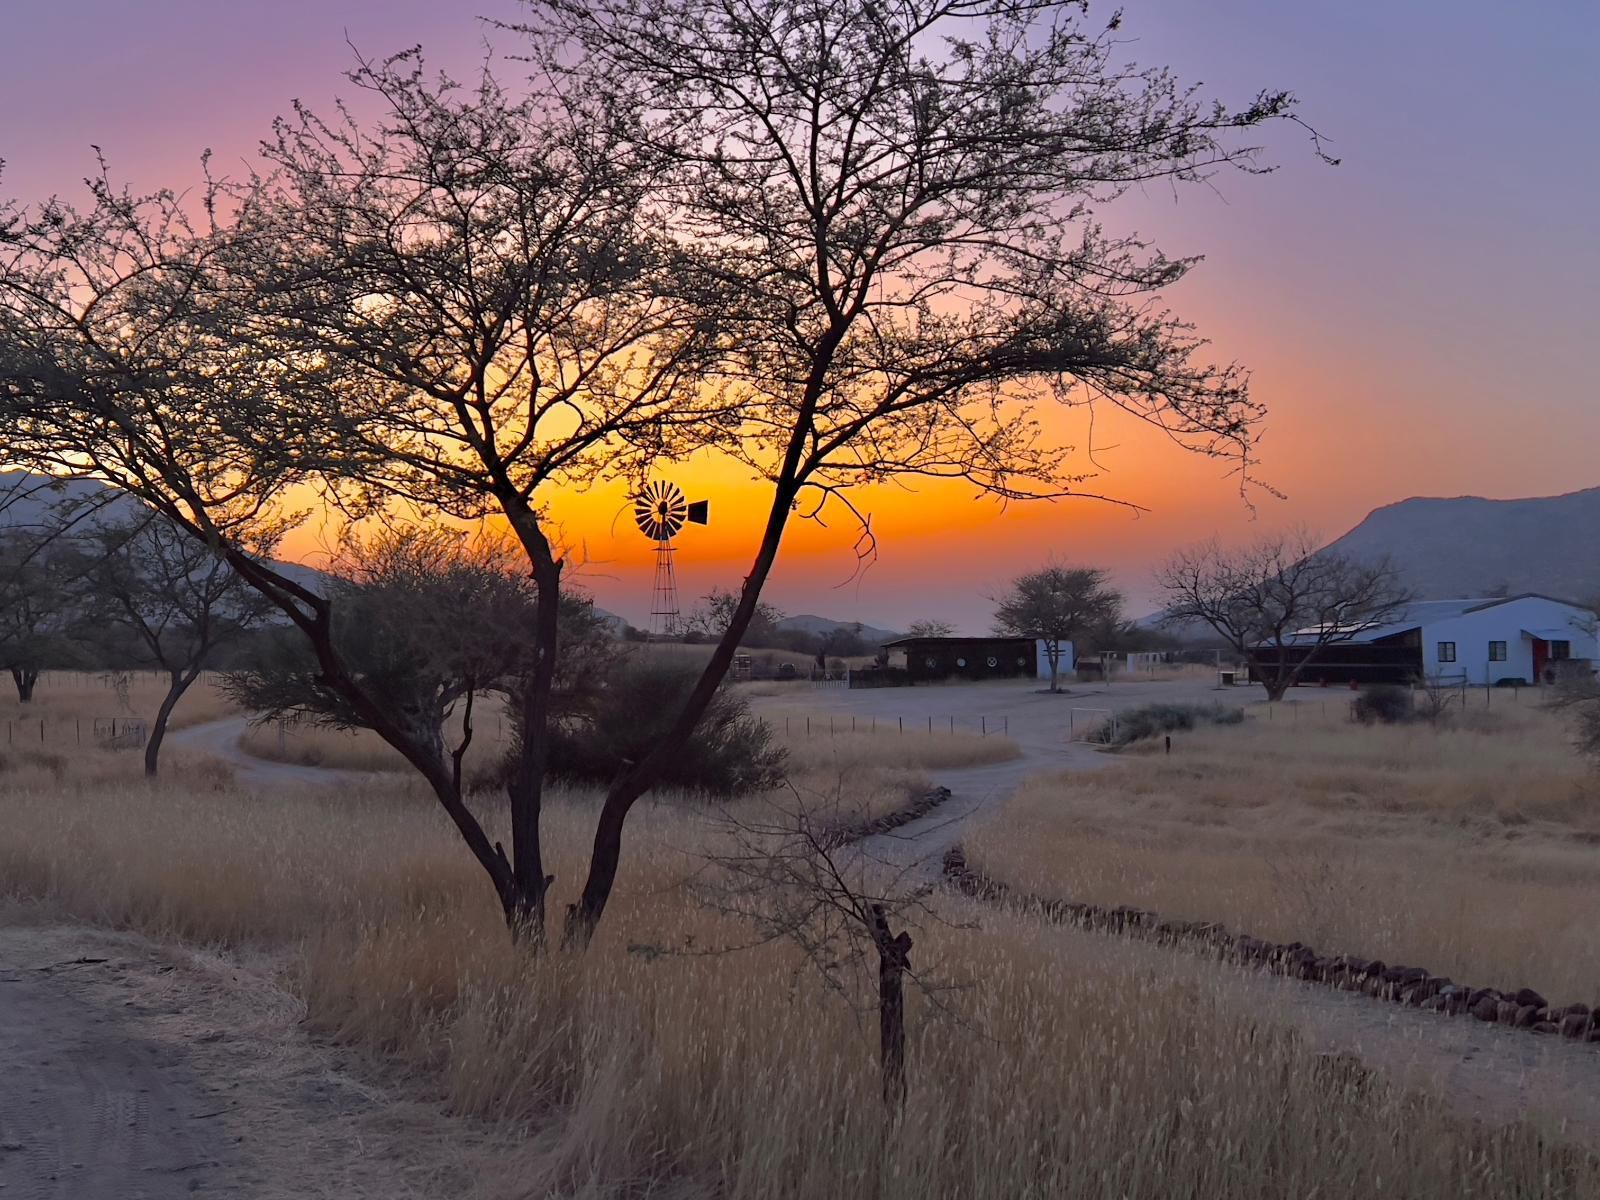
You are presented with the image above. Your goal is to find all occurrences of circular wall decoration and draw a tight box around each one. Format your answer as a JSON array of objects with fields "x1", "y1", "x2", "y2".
[
  {"x1": 1016, "y1": 657, "x2": 1026, "y2": 667},
  {"x1": 925, "y1": 656, "x2": 937, "y2": 668},
  {"x1": 986, "y1": 656, "x2": 998, "y2": 667},
  {"x1": 956, "y1": 657, "x2": 967, "y2": 668}
]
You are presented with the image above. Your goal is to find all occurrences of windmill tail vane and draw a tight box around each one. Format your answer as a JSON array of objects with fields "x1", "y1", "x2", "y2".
[{"x1": 633, "y1": 480, "x2": 708, "y2": 637}]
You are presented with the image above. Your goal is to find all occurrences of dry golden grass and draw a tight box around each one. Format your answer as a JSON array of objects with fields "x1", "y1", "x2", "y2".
[
  {"x1": 1, "y1": 770, "x2": 1595, "y2": 1197},
  {"x1": 966, "y1": 699, "x2": 1600, "y2": 1002},
  {"x1": 0, "y1": 669, "x2": 237, "y2": 747},
  {"x1": 235, "y1": 705, "x2": 1014, "y2": 830}
]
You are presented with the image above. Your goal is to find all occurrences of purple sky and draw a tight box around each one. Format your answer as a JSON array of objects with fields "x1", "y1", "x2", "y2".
[{"x1": 4, "y1": 2, "x2": 1597, "y2": 629}]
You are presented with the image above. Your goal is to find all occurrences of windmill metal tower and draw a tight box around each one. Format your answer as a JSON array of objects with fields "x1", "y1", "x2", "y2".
[{"x1": 634, "y1": 480, "x2": 708, "y2": 637}]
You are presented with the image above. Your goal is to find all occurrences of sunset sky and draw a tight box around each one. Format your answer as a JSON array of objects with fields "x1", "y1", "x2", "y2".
[{"x1": 4, "y1": 1, "x2": 1596, "y2": 631}]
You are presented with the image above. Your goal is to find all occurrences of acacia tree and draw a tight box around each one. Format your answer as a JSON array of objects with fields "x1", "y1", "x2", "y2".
[
  {"x1": 0, "y1": 61, "x2": 722, "y2": 942},
  {"x1": 75, "y1": 512, "x2": 275, "y2": 775},
  {"x1": 993, "y1": 566, "x2": 1123, "y2": 692},
  {"x1": 4, "y1": 1, "x2": 1317, "y2": 945},
  {"x1": 515, "y1": 0, "x2": 1322, "y2": 940},
  {"x1": 225, "y1": 528, "x2": 619, "y2": 795},
  {"x1": 905, "y1": 619, "x2": 955, "y2": 639},
  {"x1": 0, "y1": 529, "x2": 79, "y2": 701},
  {"x1": 1154, "y1": 530, "x2": 1412, "y2": 700},
  {"x1": 689, "y1": 587, "x2": 786, "y2": 645}
]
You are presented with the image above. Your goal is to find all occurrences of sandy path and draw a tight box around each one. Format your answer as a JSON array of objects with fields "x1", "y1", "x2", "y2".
[
  {"x1": 169, "y1": 717, "x2": 360, "y2": 789},
  {"x1": 0, "y1": 943, "x2": 230, "y2": 1198},
  {"x1": 0, "y1": 924, "x2": 505, "y2": 1199}
]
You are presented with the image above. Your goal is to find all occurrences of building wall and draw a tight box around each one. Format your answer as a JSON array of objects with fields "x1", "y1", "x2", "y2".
[
  {"x1": 1421, "y1": 597, "x2": 1598, "y2": 685},
  {"x1": 892, "y1": 637, "x2": 1040, "y2": 683},
  {"x1": 1036, "y1": 638, "x2": 1074, "y2": 681}
]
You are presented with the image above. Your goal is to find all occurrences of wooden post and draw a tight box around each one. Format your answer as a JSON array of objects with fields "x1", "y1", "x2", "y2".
[{"x1": 868, "y1": 904, "x2": 913, "y2": 1115}]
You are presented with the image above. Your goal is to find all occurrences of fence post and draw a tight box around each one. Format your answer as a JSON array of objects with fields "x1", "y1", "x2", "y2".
[
  {"x1": 806, "y1": 717, "x2": 811, "y2": 737},
  {"x1": 981, "y1": 716, "x2": 987, "y2": 736},
  {"x1": 898, "y1": 716, "x2": 903, "y2": 734},
  {"x1": 927, "y1": 716, "x2": 932, "y2": 734}
]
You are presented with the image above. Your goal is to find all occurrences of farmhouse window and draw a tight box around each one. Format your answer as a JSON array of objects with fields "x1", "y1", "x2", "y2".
[
  {"x1": 1437, "y1": 641, "x2": 1457, "y2": 663},
  {"x1": 1551, "y1": 640, "x2": 1571, "y2": 660},
  {"x1": 1488, "y1": 641, "x2": 1507, "y2": 661}
]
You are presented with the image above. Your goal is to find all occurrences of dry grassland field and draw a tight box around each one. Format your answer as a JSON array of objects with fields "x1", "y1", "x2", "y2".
[
  {"x1": 3, "y1": 673, "x2": 1600, "y2": 1196},
  {"x1": 966, "y1": 695, "x2": 1600, "y2": 1004},
  {"x1": 0, "y1": 669, "x2": 234, "y2": 743}
]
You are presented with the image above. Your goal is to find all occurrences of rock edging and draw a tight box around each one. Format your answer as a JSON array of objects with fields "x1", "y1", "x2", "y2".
[
  {"x1": 830, "y1": 785, "x2": 954, "y2": 846},
  {"x1": 941, "y1": 845, "x2": 1600, "y2": 1048}
]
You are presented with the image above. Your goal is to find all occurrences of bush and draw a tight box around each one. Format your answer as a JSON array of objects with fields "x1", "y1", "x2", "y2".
[
  {"x1": 543, "y1": 657, "x2": 787, "y2": 796},
  {"x1": 1352, "y1": 685, "x2": 1413, "y2": 725},
  {"x1": 1093, "y1": 702, "x2": 1244, "y2": 747}
]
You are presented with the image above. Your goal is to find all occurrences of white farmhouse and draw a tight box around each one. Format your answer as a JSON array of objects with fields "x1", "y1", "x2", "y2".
[{"x1": 1274, "y1": 594, "x2": 1599, "y2": 687}]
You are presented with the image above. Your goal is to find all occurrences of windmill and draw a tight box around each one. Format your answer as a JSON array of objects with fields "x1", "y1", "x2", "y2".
[{"x1": 633, "y1": 480, "x2": 708, "y2": 637}]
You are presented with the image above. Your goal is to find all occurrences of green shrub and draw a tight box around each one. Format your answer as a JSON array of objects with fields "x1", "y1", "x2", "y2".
[
  {"x1": 542, "y1": 657, "x2": 787, "y2": 796},
  {"x1": 1093, "y1": 702, "x2": 1244, "y2": 747},
  {"x1": 1351, "y1": 684, "x2": 1413, "y2": 725}
]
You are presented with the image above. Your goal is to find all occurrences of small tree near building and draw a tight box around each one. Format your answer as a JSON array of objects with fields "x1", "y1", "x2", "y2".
[
  {"x1": 1154, "y1": 530, "x2": 1411, "y2": 701},
  {"x1": 689, "y1": 588, "x2": 786, "y2": 647},
  {"x1": 993, "y1": 567, "x2": 1123, "y2": 693}
]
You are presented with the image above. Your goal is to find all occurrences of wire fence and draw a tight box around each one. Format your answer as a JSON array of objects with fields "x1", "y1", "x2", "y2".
[
  {"x1": 776, "y1": 713, "x2": 1012, "y2": 738},
  {"x1": 2, "y1": 715, "x2": 148, "y2": 749}
]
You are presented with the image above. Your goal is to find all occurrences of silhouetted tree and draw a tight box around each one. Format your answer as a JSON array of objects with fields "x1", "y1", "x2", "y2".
[
  {"x1": 905, "y1": 619, "x2": 955, "y2": 639},
  {"x1": 0, "y1": 529, "x2": 79, "y2": 702},
  {"x1": 226, "y1": 528, "x2": 620, "y2": 797},
  {"x1": 3, "y1": 1, "x2": 1317, "y2": 944},
  {"x1": 689, "y1": 587, "x2": 786, "y2": 647},
  {"x1": 993, "y1": 566, "x2": 1123, "y2": 692},
  {"x1": 76, "y1": 512, "x2": 275, "y2": 774},
  {"x1": 513, "y1": 0, "x2": 1319, "y2": 942},
  {"x1": 1154, "y1": 530, "x2": 1412, "y2": 701}
]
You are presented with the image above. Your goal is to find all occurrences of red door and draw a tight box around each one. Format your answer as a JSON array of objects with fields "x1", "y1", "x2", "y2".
[{"x1": 1532, "y1": 638, "x2": 1548, "y2": 683}]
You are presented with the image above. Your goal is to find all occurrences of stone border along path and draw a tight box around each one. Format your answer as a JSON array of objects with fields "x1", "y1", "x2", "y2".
[{"x1": 942, "y1": 846, "x2": 1600, "y2": 1050}]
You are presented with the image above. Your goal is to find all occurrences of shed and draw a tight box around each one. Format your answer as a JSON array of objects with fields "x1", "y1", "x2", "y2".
[{"x1": 881, "y1": 636, "x2": 1049, "y2": 684}]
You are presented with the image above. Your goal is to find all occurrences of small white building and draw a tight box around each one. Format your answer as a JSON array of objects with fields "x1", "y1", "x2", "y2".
[{"x1": 1282, "y1": 594, "x2": 1599, "y2": 686}]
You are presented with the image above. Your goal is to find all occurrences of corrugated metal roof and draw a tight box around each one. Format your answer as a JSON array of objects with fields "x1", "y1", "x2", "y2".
[{"x1": 1285, "y1": 598, "x2": 1499, "y2": 644}]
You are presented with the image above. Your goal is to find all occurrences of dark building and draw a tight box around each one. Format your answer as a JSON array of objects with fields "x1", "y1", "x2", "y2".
[{"x1": 881, "y1": 636, "x2": 1039, "y2": 684}]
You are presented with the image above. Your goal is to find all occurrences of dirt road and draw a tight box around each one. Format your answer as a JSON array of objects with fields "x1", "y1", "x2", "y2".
[
  {"x1": 0, "y1": 925, "x2": 502, "y2": 1199},
  {"x1": 169, "y1": 717, "x2": 358, "y2": 789},
  {"x1": 0, "y1": 939, "x2": 230, "y2": 1197}
]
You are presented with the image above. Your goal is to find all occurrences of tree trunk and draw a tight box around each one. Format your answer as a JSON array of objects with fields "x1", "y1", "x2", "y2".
[
  {"x1": 498, "y1": 498, "x2": 567, "y2": 948},
  {"x1": 143, "y1": 670, "x2": 192, "y2": 777},
  {"x1": 869, "y1": 904, "x2": 913, "y2": 1115},
  {"x1": 565, "y1": 324, "x2": 851, "y2": 948},
  {"x1": 565, "y1": 480, "x2": 800, "y2": 945},
  {"x1": 1264, "y1": 677, "x2": 1291, "y2": 702},
  {"x1": 11, "y1": 667, "x2": 38, "y2": 703}
]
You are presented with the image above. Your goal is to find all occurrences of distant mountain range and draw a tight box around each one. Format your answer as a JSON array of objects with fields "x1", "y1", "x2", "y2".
[
  {"x1": 2, "y1": 475, "x2": 908, "y2": 641},
  {"x1": 1321, "y1": 488, "x2": 1600, "y2": 604},
  {"x1": 0, "y1": 471, "x2": 329, "y2": 596},
  {"x1": 776, "y1": 613, "x2": 904, "y2": 644}
]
